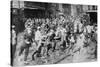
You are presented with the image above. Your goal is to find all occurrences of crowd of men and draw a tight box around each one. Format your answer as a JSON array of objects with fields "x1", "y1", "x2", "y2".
[{"x1": 12, "y1": 13, "x2": 97, "y2": 65}]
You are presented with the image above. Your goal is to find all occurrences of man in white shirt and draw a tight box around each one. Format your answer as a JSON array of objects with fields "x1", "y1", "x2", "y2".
[
  {"x1": 32, "y1": 27, "x2": 43, "y2": 60},
  {"x1": 35, "y1": 27, "x2": 42, "y2": 50},
  {"x1": 35, "y1": 27, "x2": 42, "y2": 41}
]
